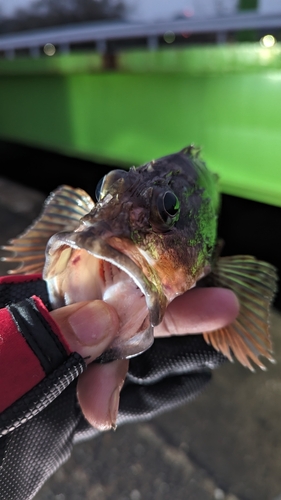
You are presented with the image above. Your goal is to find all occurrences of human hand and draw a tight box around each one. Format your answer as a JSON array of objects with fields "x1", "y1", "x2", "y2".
[{"x1": 50, "y1": 287, "x2": 239, "y2": 430}]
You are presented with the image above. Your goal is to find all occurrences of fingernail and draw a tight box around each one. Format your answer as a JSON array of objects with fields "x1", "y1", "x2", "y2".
[
  {"x1": 68, "y1": 301, "x2": 114, "y2": 346},
  {"x1": 109, "y1": 386, "x2": 120, "y2": 430}
]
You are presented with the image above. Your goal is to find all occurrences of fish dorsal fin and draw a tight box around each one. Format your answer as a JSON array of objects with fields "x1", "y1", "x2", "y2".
[
  {"x1": 203, "y1": 255, "x2": 278, "y2": 371},
  {"x1": 1, "y1": 185, "x2": 95, "y2": 275}
]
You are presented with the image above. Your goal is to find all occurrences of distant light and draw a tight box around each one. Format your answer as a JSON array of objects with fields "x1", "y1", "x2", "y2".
[
  {"x1": 164, "y1": 31, "x2": 175, "y2": 44},
  {"x1": 260, "y1": 34, "x2": 276, "y2": 48},
  {"x1": 44, "y1": 43, "x2": 56, "y2": 56}
]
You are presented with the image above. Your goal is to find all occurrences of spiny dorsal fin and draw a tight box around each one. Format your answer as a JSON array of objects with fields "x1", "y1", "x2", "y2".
[
  {"x1": 180, "y1": 144, "x2": 201, "y2": 158},
  {"x1": 203, "y1": 255, "x2": 278, "y2": 371},
  {"x1": 1, "y1": 185, "x2": 95, "y2": 275}
]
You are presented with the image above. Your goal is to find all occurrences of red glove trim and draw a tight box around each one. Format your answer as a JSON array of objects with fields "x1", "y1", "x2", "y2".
[
  {"x1": 0, "y1": 296, "x2": 71, "y2": 413},
  {"x1": 0, "y1": 306, "x2": 44, "y2": 412}
]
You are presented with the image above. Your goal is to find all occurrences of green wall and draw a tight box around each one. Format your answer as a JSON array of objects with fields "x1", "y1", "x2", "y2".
[{"x1": 0, "y1": 45, "x2": 281, "y2": 206}]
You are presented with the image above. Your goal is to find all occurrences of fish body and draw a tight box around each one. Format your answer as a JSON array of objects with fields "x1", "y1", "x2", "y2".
[{"x1": 2, "y1": 146, "x2": 278, "y2": 369}]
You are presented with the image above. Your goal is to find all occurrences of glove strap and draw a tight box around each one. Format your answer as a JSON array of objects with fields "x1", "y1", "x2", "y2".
[
  {"x1": 0, "y1": 352, "x2": 85, "y2": 437},
  {"x1": 0, "y1": 275, "x2": 86, "y2": 435}
]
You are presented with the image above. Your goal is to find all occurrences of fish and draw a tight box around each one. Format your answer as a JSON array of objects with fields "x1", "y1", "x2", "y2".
[{"x1": 1, "y1": 145, "x2": 278, "y2": 370}]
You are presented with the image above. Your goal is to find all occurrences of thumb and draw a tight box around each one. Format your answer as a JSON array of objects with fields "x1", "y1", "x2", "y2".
[{"x1": 50, "y1": 300, "x2": 120, "y2": 364}]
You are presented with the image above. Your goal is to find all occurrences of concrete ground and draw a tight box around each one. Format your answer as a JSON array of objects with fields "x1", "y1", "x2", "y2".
[{"x1": 0, "y1": 176, "x2": 281, "y2": 500}]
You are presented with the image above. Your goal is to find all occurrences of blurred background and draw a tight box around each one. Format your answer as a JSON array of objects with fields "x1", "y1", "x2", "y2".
[{"x1": 1, "y1": 1, "x2": 281, "y2": 499}]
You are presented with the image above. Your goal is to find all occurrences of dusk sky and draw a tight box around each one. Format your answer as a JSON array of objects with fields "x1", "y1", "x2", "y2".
[
  {"x1": 1, "y1": 0, "x2": 280, "y2": 22},
  {"x1": 0, "y1": 0, "x2": 239, "y2": 20}
]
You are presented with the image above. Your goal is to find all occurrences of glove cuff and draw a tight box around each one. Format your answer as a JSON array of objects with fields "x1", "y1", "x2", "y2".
[{"x1": 0, "y1": 275, "x2": 87, "y2": 435}]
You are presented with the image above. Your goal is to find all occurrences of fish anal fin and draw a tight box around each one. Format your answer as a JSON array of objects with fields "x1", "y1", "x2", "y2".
[
  {"x1": 203, "y1": 328, "x2": 234, "y2": 362},
  {"x1": 204, "y1": 255, "x2": 278, "y2": 370},
  {"x1": 1, "y1": 185, "x2": 95, "y2": 275},
  {"x1": 203, "y1": 324, "x2": 271, "y2": 372}
]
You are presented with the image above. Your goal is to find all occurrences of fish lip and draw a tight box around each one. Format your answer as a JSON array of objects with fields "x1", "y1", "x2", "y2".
[{"x1": 44, "y1": 229, "x2": 166, "y2": 328}]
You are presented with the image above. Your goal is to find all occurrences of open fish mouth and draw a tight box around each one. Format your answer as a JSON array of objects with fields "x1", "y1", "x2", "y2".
[{"x1": 44, "y1": 228, "x2": 167, "y2": 361}]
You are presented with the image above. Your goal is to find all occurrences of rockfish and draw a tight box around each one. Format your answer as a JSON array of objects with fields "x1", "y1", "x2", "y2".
[{"x1": 2, "y1": 146, "x2": 278, "y2": 370}]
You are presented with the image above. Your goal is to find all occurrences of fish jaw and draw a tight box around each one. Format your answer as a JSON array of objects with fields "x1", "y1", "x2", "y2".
[
  {"x1": 108, "y1": 235, "x2": 204, "y2": 303},
  {"x1": 43, "y1": 228, "x2": 168, "y2": 360}
]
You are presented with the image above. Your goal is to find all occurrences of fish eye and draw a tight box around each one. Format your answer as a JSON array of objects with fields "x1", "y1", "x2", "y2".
[
  {"x1": 157, "y1": 191, "x2": 180, "y2": 223},
  {"x1": 95, "y1": 169, "x2": 127, "y2": 202}
]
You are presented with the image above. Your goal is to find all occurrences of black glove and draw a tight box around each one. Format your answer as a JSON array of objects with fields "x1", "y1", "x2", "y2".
[
  {"x1": 0, "y1": 276, "x2": 226, "y2": 500},
  {"x1": 120, "y1": 334, "x2": 225, "y2": 424}
]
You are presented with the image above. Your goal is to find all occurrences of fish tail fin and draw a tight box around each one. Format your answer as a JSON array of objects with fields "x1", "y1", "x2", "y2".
[{"x1": 203, "y1": 255, "x2": 278, "y2": 371}]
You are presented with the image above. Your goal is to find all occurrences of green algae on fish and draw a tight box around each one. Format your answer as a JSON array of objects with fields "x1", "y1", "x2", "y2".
[{"x1": 1, "y1": 145, "x2": 278, "y2": 370}]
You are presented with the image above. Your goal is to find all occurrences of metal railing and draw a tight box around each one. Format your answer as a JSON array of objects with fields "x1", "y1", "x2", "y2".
[{"x1": 0, "y1": 11, "x2": 281, "y2": 58}]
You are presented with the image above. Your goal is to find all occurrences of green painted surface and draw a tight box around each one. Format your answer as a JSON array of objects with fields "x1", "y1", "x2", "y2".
[{"x1": 0, "y1": 44, "x2": 281, "y2": 206}]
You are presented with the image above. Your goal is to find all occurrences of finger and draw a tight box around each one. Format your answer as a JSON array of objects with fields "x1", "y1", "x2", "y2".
[
  {"x1": 77, "y1": 359, "x2": 129, "y2": 430},
  {"x1": 155, "y1": 287, "x2": 239, "y2": 337},
  {"x1": 50, "y1": 300, "x2": 119, "y2": 363}
]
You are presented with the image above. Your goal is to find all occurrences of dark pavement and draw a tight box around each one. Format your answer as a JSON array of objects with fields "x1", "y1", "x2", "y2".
[{"x1": 1, "y1": 175, "x2": 281, "y2": 500}]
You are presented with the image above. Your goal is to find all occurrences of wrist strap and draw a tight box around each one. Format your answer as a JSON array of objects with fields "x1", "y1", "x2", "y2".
[
  {"x1": 0, "y1": 274, "x2": 87, "y2": 435},
  {"x1": 0, "y1": 352, "x2": 85, "y2": 437},
  {"x1": 0, "y1": 295, "x2": 73, "y2": 413}
]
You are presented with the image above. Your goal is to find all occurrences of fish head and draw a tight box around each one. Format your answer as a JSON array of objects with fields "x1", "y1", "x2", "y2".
[{"x1": 43, "y1": 146, "x2": 220, "y2": 361}]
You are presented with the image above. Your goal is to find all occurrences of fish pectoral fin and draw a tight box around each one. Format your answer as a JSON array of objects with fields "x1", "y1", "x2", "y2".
[
  {"x1": 1, "y1": 185, "x2": 95, "y2": 275},
  {"x1": 204, "y1": 255, "x2": 278, "y2": 371}
]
